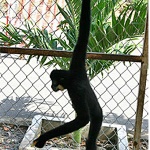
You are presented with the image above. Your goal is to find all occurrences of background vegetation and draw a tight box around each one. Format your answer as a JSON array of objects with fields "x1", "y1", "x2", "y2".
[{"x1": 0, "y1": 0, "x2": 147, "y2": 79}]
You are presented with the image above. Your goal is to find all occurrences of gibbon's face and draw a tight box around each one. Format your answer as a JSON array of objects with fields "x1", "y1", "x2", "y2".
[{"x1": 50, "y1": 70, "x2": 69, "y2": 92}]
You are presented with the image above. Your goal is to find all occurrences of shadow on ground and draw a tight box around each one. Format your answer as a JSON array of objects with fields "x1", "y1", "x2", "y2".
[{"x1": 0, "y1": 96, "x2": 148, "y2": 138}]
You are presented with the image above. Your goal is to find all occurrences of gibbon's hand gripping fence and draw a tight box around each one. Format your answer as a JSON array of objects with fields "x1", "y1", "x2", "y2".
[{"x1": 0, "y1": 0, "x2": 148, "y2": 150}]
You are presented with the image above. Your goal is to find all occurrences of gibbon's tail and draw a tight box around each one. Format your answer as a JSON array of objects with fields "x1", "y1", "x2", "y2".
[{"x1": 69, "y1": 0, "x2": 91, "y2": 72}]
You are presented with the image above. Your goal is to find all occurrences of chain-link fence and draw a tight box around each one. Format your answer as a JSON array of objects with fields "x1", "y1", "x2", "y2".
[{"x1": 0, "y1": 0, "x2": 148, "y2": 150}]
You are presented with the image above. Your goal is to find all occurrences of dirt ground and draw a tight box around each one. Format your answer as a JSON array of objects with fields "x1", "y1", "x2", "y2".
[{"x1": 0, "y1": 124, "x2": 148, "y2": 150}]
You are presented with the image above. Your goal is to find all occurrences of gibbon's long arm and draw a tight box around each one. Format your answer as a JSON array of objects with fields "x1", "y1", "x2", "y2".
[
  {"x1": 69, "y1": 0, "x2": 91, "y2": 73},
  {"x1": 32, "y1": 92, "x2": 90, "y2": 148},
  {"x1": 32, "y1": 112, "x2": 89, "y2": 148}
]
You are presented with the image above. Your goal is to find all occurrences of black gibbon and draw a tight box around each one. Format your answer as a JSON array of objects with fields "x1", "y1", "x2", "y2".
[{"x1": 32, "y1": 0, "x2": 103, "y2": 149}]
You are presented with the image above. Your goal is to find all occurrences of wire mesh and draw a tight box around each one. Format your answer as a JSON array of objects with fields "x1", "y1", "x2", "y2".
[{"x1": 0, "y1": 0, "x2": 148, "y2": 150}]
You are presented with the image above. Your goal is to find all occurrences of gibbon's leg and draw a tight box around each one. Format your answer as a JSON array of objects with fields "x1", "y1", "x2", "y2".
[
  {"x1": 33, "y1": 114, "x2": 89, "y2": 148},
  {"x1": 86, "y1": 108, "x2": 103, "y2": 150}
]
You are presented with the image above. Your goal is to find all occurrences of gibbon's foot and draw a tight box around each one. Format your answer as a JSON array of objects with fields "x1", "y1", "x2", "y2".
[{"x1": 32, "y1": 137, "x2": 46, "y2": 148}]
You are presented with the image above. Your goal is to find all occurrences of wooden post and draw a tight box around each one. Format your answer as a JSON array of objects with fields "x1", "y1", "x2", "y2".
[{"x1": 133, "y1": 13, "x2": 148, "y2": 150}]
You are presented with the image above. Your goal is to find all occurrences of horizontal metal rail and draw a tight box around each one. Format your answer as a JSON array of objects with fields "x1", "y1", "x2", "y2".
[{"x1": 0, "y1": 46, "x2": 143, "y2": 62}]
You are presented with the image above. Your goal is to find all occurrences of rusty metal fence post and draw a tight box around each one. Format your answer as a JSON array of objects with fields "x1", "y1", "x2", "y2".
[{"x1": 133, "y1": 13, "x2": 148, "y2": 150}]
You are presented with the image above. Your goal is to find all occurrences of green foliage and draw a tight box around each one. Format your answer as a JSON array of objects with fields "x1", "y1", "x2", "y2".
[
  {"x1": 0, "y1": 21, "x2": 63, "y2": 67},
  {"x1": 57, "y1": 0, "x2": 147, "y2": 78},
  {"x1": 20, "y1": 22, "x2": 63, "y2": 66},
  {"x1": 0, "y1": 23, "x2": 24, "y2": 46},
  {"x1": 72, "y1": 129, "x2": 81, "y2": 145},
  {"x1": 0, "y1": 0, "x2": 147, "y2": 77}
]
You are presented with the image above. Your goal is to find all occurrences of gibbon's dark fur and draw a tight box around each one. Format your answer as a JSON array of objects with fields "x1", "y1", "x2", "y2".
[{"x1": 33, "y1": 0, "x2": 103, "y2": 149}]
